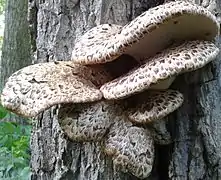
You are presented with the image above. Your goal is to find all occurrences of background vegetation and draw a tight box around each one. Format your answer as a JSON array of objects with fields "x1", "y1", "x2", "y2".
[{"x1": 0, "y1": 107, "x2": 31, "y2": 179}]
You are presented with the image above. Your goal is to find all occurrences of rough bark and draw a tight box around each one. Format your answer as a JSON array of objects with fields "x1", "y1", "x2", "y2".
[
  {"x1": 168, "y1": 1, "x2": 221, "y2": 179},
  {"x1": 1, "y1": 0, "x2": 31, "y2": 122},
  {"x1": 29, "y1": 0, "x2": 221, "y2": 180},
  {"x1": 1, "y1": 0, "x2": 31, "y2": 86}
]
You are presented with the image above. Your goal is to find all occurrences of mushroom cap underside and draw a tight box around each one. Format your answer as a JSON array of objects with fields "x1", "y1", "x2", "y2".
[
  {"x1": 1, "y1": 61, "x2": 108, "y2": 117},
  {"x1": 100, "y1": 40, "x2": 220, "y2": 100},
  {"x1": 121, "y1": 1, "x2": 219, "y2": 62},
  {"x1": 72, "y1": 1, "x2": 219, "y2": 65}
]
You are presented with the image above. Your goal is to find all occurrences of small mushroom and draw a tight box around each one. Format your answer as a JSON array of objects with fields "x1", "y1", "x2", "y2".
[
  {"x1": 104, "y1": 115, "x2": 154, "y2": 179},
  {"x1": 71, "y1": 1, "x2": 219, "y2": 65},
  {"x1": 100, "y1": 40, "x2": 219, "y2": 100},
  {"x1": 125, "y1": 90, "x2": 184, "y2": 124},
  {"x1": 1, "y1": 61, "x2": 111, "y2": 117},
  {"x1": 58, "y1": 101, "x2": 114, "y2": 142}
]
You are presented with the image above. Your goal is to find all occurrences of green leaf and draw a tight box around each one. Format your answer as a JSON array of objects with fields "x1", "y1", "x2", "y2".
[
  {"x1": 0, "y1": 134, "x2": 10, "y2": 147},
  {"x1": 0, "y1": 121, "x2": 31, "y2": 179},
  {"x1": 0, "y1": 104, "x2": 8, "y2": 119}
]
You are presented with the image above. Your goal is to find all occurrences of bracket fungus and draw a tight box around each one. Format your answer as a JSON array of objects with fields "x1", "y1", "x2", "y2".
[
  {"x1": 58, "y1": 101, "x2": 114, "y2": 142},
  {"x1": 0, "y1": 1, "x2": 220, "y2": 179},
  {"x1": 71, "y1": 24, "x2": 123, "y2": 64},
  {"x1": 1, "y1": 61, "x2": 111, "y2": 117},
  {"x1": 125, "y1": 90, "x2": 184, "y2": 124},
  {"x1": 105, "y1": 117, "x2": 154, "y2": 179},
  {"x1": 100, "y1": 40, "x2": 220, "y2": 100},
  {"x1": 119, "y1": 1, "x2": 219, "y2": 62},
  {"x1": 72, "y1": 1, "x2": 219, "y2": 65},
  {"x1": 58, "y1": 100, "x2": 155, "y2": 178}
]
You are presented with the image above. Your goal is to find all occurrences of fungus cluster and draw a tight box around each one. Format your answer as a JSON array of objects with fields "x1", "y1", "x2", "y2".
[{"x1": 1, "y1": 1, "x2": 220, "y2": 179}]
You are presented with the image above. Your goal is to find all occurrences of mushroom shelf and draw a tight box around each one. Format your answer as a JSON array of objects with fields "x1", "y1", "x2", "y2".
[{"x1": 1, "y1": 1, "x2": 220, "y2": 179}]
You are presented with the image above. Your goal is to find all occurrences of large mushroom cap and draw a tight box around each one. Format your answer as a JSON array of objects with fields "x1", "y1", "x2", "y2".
[
  {"x1": 126, "y1": 90, "x2": 184, "y2": 124},
  {"x1": 1, "y1": 61, "x2": 110, "y2": 117},
  {"x1": 100, "y1": 40, "x2": 219, "y2": 100},
  {"x1": 72, "y1": 1, "x2": 219, "y2": 65},
  {"x1": 58, "y1": 101, "x2": 114, "y2": 142},
  {"x1": 104, "y1": 118, "x2": 154, "y2": 179},
  {"x1": 71, "y1": 24, "x2": 123, "y2": 65},
  {"x1": 120, "y1": 1, "x2": 219, "y2": 61}
]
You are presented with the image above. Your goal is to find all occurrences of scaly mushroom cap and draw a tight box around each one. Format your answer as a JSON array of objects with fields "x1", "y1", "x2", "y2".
[
  {"x1": 120, "y1": 1, "x2": 219, "y2": 61},
  {"x1": 104, "y1": 118, "x2": 154, "y2": 179},
  {"x1": 71, "y1": 24, "x2": 123, "y2": 64},
  {"x1": 126, "y1": 90, "x2": 184, "y2": 124},
  {"x1": 58, "y1": 101, "x2": 115, "y2": 142},
  {"x1": 72, "y1": 1, "x2": 219, "y2": 65},
  {"x1": 100, "y1": 40, "x2": 219, "y2": 100},
  {"x1": 1, "y1": 61, "x2": 111, "y2": 117}
]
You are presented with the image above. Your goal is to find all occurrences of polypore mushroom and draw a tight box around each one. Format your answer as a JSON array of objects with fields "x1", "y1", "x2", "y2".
[
  {"x1": 100, "y1": 40, "x2": 219, "y2": 100},
  {"x1": 71, "y1": 24, "x2": 140, "y2": 79},
  {"x1": 71, "y1": 24, "x2": 123, "y2": 64},
  {"x1": 58, "y1": 101, "x2": 114, "y2": 142},
  {"x1": 120, "y1": 1, "x2": 219, "y2": 62},
  {"x1": 57, "y1": 100, "x2": 155, "y2": 178},
  {"x1": 1, "y1": 61, "x2": 111, "y2": 117},
  {"x1": 72, "y1": 1, "x2": 219, "y2": 65},
  {"x1": 104, "y1": 116, "x2": 154, "y2": 179},
  {"x1": 124, "y1": 90, "x2": 184, "y2": 124}
]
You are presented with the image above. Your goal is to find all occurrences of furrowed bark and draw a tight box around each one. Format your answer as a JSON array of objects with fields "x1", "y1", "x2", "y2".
[{"x1": 1, "y1": 0, "x2": 31, "y2": 122}]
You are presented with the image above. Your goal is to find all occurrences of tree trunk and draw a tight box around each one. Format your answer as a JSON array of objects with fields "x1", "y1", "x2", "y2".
[
  {"x1": 29, "y1": 0, "x2": 221, "y2": 179},
  {"x1": 1, "y1": 0, "x2": 31, "y2": 122}
]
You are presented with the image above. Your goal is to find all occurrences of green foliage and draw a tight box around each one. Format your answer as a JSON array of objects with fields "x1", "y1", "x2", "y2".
[
  {"x1": 0, "y1": 103, "x2": 8, "y2": 119},
  {"x1": 0, "y1": 105, "x2": 31, "y2": 180}
]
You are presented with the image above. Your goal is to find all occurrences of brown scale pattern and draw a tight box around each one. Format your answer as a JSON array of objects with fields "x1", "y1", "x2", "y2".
[
  {"x1": 58, "y1": 100, "x2": 155, "y2": 179},
  {"x1": 58, "y1": 101, "x2": 115, "y2": 142},
  {"x1": 126, "y1": 90, "x2": 184, "y2": 124},
  {"x1": 71, "y1": 24, "x2": 123, "y2": 64},
  {"x1": 100, "y1": 40, "x2": 219, "y2": 100},
  {"x1": 71, "y1": 1, "x2": 219, "y2": 65},
  {"x1": 104, "y1": 113, "x2": 154, "y2": 179},
  {"x1": 1, "y1": 61, "x2": 111, "y2": 117},
  {"x1": 2, "y1": 2, "x2": 219, "y2": 178},
  {"x1": 121, "y1": 1, "x2": 219, "y2": 44}
]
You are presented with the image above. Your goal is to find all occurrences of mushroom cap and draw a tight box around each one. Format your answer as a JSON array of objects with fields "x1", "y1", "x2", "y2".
[
  {"x1": 120, "y1": 1, "x2": 219, "y2": 62},
  {"x1": 1, "y1": 61, "x2": 110, "y2": 117},
  {"x1": 126, "y1": 90, "x2": 184, "y2": 124},
  {"x1": 71, "y1": 24, "x2": 123, "y2": 65},
  {"x1": 58, "y1": 101, "x2": 115, "y2": 142},
  {"x1": 100, "y1": 40, "x2": 219, "y2": 100},
  {"x1": 72, "y1": 1, "x2": 219, "y2": 65},
  {"x1": 104, "y1": 118, "x2": 154, "y2": 179}
]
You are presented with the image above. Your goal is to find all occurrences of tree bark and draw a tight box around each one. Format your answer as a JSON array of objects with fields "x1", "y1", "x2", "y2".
[
  {"x1": 1, "y1": 0, "x2": 31, "y2": 122},
  {"x1": 29, "y1": 0, "x2": 221, "y2": 180}
]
